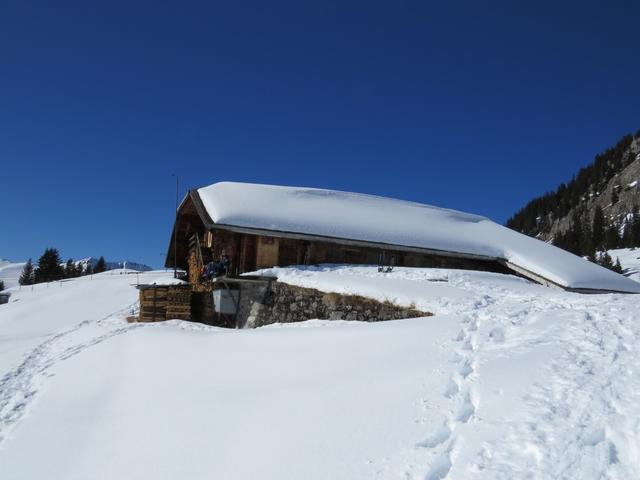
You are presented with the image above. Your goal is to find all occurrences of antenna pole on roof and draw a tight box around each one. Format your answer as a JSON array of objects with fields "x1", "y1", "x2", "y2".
[{"x1": 172, "y1": 173, "x2": 179, "y2": 279}]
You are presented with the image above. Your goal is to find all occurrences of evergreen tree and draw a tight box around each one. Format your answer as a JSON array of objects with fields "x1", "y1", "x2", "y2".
[
  {"x1": 581, "y1": 222, "x2": 595, "y2": 258},
  {"x1": 64, "y1": 259, "x2": 77, "y2": 278},
  {"x1": 598, "y1": 251, "x2": 614, "y2": 270},
  {"x1": 94, "y1": 256, "x2": 107, "y2": 274},
  {"x1": 35, "y1": 248, "x2": 64, "y2": 283},
  {"x1": 19, "y1": 259, "x2": 35, "y2": 285},
  {"x1": 0, "y1": 280, "x2": 5, "y2": 291},
  {"x1": 622, "y1": 221, "x2": 634, "y2": 248},
  {"x1": 613, "y1": 257, "x2": 623, "y2": 274},
  {"x1": 592, "y1": 206, "x2": 605, "y2": 249},
  {"x1": 604, "y1": 225, "x2": 620, "y2": 250},
  {"x1": 85, "y1": 263, "x2": 94, "y2": 275},
  {"x1": 631, "y1": 213, "x2": 640, "y2": 247}
]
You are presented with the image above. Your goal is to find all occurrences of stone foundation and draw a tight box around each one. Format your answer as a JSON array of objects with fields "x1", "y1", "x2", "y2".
[{"x1": 236, "y1": 281, "x2": 430, "y2": 328}]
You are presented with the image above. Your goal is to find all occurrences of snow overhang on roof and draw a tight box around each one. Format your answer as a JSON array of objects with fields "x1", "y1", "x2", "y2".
[{"x1": 192, "y1": 181, "x2": 640, "y2": 294}]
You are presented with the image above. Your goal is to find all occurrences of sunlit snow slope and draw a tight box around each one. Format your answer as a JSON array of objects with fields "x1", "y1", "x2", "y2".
[{"x1": 1, "y1": 266, "x2": 640, "y2": 480}]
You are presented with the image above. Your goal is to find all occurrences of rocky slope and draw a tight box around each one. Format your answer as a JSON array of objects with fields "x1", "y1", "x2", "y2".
[{"x1": 507, "y1": 132, "x2": 640, "y2": 244}]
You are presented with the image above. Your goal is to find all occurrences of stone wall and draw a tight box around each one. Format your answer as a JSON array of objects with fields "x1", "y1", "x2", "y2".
[{"x1": 237, "y1": 281, "x2": 430, "y2": 329}]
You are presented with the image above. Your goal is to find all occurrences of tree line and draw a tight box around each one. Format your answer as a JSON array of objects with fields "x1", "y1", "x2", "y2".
[
  {"x1": 19, "y1": 248, "x2": 109, "y2": 286},
  {"x1": 552, "y1": 205, "x2": 640, "y2": 260}
]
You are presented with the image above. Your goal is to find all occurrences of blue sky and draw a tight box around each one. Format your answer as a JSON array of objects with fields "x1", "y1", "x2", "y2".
[{"x1": 1, "y1": 1, "x2": 639, "y2": 267}]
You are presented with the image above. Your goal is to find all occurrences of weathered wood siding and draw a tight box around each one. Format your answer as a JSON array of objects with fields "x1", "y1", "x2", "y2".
[{"x1": 256, "y1": 236, "x2": 279, "y2": 268}]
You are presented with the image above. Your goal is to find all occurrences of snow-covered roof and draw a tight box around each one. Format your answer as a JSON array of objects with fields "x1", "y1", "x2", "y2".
[{"x1": 195, "y1": 182, "x2": 640, "y2": 293}]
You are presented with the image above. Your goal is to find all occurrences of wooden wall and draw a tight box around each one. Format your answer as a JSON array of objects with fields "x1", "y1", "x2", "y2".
[
  {"x1": 256, "y1": 236, "x2": 279, "y2": 269},
  {"x1": 187, "y1": 229, "x2": 510, "y2": 281}
]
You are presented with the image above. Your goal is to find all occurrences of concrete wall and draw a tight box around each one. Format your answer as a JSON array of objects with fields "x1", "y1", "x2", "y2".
[{"x1": 234, "y1": 280, "x2": 430, "y2": 329}]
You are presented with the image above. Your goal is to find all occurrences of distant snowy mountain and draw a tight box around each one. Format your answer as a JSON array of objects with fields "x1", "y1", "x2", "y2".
[{"x1": 74, "y1": 257, "x2": 152, "y2": 272}]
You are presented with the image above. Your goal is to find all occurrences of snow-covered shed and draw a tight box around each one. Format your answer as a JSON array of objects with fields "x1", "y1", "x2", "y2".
[{"x1": 165, "y1": 181, "x2": 640, "y2": 294}]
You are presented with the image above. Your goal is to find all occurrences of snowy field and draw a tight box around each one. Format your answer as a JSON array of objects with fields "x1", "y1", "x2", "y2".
[{"x1": 1, "y1": 266, "x2": 640, "y2": 479}]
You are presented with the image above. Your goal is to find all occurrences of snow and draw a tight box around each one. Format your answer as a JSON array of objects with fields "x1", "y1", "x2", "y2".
[
  {"x1": 0, "y1": 260, "x2": 26, "y2": 289},
  {"x1": 197, "y1": 182, "x2": 640, "y2": 293},
  {"x1": 608, "y1": 248, "x2": 640, "y2": 282},
  {"x1": 3, "y1": 265, "x2": 640, "y2": 479},
  {"x1": 628, "y1": 180, "x2": 638, "y2": 188}
]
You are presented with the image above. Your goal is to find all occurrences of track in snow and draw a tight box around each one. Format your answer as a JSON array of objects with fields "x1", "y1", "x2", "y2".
[
  {"x1": 0, "y1": 302, "x2": 140, "y2": 445},
  {"x1": 414, "y1": 284, "x2": 640, "y2": 479}
]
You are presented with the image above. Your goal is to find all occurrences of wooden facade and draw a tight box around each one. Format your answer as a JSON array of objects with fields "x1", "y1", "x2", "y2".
[{"x1": 165, "y1": 190, "x2": 511, "y2": 289}]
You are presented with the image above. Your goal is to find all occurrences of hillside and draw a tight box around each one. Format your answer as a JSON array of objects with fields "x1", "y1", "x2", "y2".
[
  {"x1": 506, "y1": 131, "x2": 640, "y2": 256},
  {"x1": 2, "y1": 266, "x2": 640, "y2": 479}
]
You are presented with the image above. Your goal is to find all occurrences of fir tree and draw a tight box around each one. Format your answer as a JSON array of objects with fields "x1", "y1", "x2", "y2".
[
  {"x1": 85, "y1": 263, "x2": 94, "y2": 275},
  {"x1": 604, "y1": 225, "x2": 620, "y2": 250},
  {"x1": 94, "y1": 256, "x2": 107, "y2": 274},
  {"x1": 0, "y1": 280, "x2": 5, "y2": 292},
  {"x1": 64, "y1": 259, "x2": 77, "y2": 278},
  {"x1": 35, "y1": 248, "x2": 64, "y2": 283},
  {"x1": 19, "y1": 259, "x2": 35, "y2": 285},
  {"x1": 592, "y1": 206, "x2": 605, "y2": 249},
  {"x1": 581, "y1": 222, "x2": 595, "y2": 258},
  {"x1": 613, "y1": 257, "x2": 623, "y2": 274},
  {"x1": 631, "y1": 214, "x2": 640, "y2": 247},
  {"x1": 622, "y1": 221, "x2": 634, "y2": 248},
  {"x1": 598, "y1": 251, "x2": 614, "y2": 270}
]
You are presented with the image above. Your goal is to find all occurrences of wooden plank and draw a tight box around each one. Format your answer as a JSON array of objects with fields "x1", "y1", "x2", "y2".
[{"x1": 256, "y1": 236, "x2": 279, "y2": 268}]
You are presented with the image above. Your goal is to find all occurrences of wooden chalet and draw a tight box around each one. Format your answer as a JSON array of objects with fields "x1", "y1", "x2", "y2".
[
  {"x1": 155, "y1": 180, "x2": 639, "y2": 324},
  {"x1": 164, "y1": 187, "x2": 511, "y2": 289}
]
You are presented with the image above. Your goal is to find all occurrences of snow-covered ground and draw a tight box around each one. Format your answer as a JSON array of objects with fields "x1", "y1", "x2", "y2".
[
  {"x1": 1, "y1": 265, "x2": 640, "y2": 479},
  {"x1": 608, "y1": 248, "x2": 640, "y2": 282}
]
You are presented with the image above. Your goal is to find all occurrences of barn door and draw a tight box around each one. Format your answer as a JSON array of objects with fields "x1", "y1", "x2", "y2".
[{"x1": 239, "y1": 235, "x2": 257, "y2": 273}]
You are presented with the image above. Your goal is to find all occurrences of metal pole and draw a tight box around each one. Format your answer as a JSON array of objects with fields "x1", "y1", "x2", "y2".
[{"x1": 172, "y1": 174, "x2": 179, "y2": 278}]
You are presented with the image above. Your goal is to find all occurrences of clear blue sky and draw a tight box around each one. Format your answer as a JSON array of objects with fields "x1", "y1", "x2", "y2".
[{"x1": 1, "y1": 1, "x2": 639, "y2": 267}]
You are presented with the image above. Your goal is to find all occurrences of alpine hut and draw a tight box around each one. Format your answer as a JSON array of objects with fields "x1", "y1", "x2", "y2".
[{"x1": 165, "y1": 181, "x2": 640, "y2": 295}]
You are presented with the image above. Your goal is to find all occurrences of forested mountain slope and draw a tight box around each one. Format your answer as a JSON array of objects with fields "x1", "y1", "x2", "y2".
[{"x1": 506, "y1": 131, "x2": 640, "y2": 257}]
